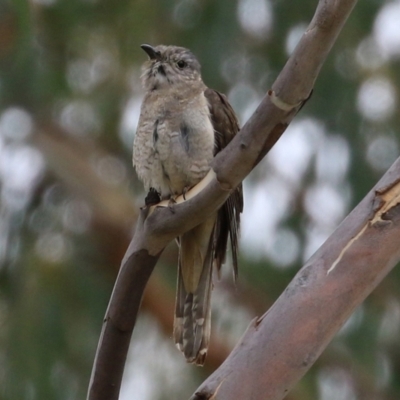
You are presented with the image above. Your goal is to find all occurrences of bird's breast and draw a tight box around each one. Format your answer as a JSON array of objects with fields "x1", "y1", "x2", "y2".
[
  {"x1": 134, "y1": 90, "x2": 215, "y2": 197},
  {"x1": 155, "y1": 95, "x2": 214, "y2": 194}
]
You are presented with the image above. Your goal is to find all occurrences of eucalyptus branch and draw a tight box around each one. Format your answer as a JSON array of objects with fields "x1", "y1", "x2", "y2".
[{"x1": 192, "y1": 156, "x2": 400, "y2": 400}]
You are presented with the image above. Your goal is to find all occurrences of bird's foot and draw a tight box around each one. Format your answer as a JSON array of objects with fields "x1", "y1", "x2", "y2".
[
  {"x1": 182, "y1": 186, "x2": 191, "y2": 200},
  {"x1": 167, "y1": 196, "x2": 177, "y2": 213},
  {"x1": 145, "y1": 188, "x2": 161, "y2": 206}
]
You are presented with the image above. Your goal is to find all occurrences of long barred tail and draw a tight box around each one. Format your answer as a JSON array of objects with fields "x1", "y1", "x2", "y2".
[
  {"x1": 173, "y1": 186, "x2": 242, "y2": 365},
  {"x1": 174, "y1": 259, "x2": 213, "y2": 365},
  {"x1": 173, "y1": 220, "x2": 214, "y2": 365}
]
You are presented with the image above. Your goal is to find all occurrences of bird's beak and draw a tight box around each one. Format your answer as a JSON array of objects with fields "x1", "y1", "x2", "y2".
[{"x1": 141, "y1": 44, "x2": 161, "y2": 60}]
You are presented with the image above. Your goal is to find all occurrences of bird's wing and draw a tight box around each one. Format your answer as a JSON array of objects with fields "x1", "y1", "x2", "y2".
[{"x1": 204, "y1": 88, "x2": 243, "y2": 279}]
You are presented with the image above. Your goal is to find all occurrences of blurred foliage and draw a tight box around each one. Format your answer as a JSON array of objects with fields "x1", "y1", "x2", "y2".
[{"x1": 0, "y1": 0, "x2": 400, "y2": 399}]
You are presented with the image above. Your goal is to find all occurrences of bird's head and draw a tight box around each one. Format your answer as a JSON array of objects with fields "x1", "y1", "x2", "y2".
[{"x1": 140, "y1": 44, "x2": 202, "y2": 91}]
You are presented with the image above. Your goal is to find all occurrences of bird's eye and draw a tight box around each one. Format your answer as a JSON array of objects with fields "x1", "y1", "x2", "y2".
[{"x1": 177, "y1": 60, "x2": 187, "y2": 69}]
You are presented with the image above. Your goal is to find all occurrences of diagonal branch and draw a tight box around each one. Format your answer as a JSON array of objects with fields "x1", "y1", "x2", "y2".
[
  {"x1": 191, "y1": 156, "x2": 400, "y2": 400},
  {"x1": 87, "y1": 0, "x2": 359, "y2": 398}
]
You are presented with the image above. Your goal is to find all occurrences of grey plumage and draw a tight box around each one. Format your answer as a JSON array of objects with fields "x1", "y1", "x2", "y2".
[{"x1": 133, "y1": 44, "x2": 243, "y2": 365}]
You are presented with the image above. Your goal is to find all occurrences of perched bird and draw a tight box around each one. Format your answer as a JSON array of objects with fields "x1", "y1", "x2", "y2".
[{"x1": 133, "y1": 44, "x2": 243, "y2": 365}]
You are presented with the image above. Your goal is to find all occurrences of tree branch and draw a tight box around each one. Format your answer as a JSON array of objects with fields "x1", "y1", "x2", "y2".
[
  {"x1": 88, "y1": 208, "x2": 161, "y2": 400},
  {"x1": 87, "y1": 0, "x2": 359, "y2": 398},
  {"x1": 191, "y1": 156, "x2": 400, "y2": 400}
]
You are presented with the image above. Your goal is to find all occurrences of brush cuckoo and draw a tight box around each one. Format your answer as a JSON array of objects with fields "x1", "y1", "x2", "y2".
[{"x1": 133, "y1": 44, "x2": 243, "y2": 365}]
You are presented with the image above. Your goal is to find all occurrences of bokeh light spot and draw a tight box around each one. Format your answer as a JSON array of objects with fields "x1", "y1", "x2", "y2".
[
  {"x1": 356, "y1": 36, "x2": 387, "y2": 70},
  {"x1": 267, "y1": 228, "x2": 300, "y2": 268},
  {"x1": 173, "y1": 0, "x2": 201, "y2": 29},
  {"x1": 304, "y1": 183, "x2": 346, "y2": 227},
  {"x1": 62, "y1": 199, "x2": 92, "y2": 234},
  {"x1": 35, "y1": 232, "x2": 70, "y2": 264},
  {"x1": 59, "y1": 101, "x2": 101, "y2": 136},
  {"x1": 0, "y1": 107, "x2": 33, "y2": 141},
  {"x1": 237, "y1": 0, "x2": 273, "y2": 40},
  {"x1": 357, "y1": 76, "x2": 397, "y2": 121},
  {"x1": 366, "y1": 135, "x2": 398, "y2": 172},
  {"x1": 317, "y1": 367, "x2": 356, "y2": 400},
  {"x1": 374, "y1": 1, "x2": 400, "y2": 59}
]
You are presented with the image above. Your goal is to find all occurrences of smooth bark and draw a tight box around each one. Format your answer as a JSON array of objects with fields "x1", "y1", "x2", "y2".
[{"x1": 191, "y1": 157, "x2": 400, "y2": 400}]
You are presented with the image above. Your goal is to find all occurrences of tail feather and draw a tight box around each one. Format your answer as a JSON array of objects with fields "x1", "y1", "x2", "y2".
[
  {"x1": 191, "y1": 252, "x2": 212, "y2": 361},
  {"x1": 173, "y1": 186, "x2": 242, "y2": 365},
  {"x1": 173, "y1": 267, "x2": 186, "y2": 350},
  {"x1": 177, "y1": 263, "x2": 212, "y2": 364},
  {"x1": 174, "y1": 218, "x2": 214, "y2": 365}
]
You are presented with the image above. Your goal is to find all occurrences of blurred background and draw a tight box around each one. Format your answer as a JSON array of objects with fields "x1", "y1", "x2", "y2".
[{"x1": 0, "y1": 0, "x2": 400, "y2": 399}]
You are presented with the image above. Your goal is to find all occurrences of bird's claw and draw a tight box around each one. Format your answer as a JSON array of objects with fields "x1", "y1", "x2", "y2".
[
  {"x1": 145, "y1": 188, "x2": 161, "y2": 206},
  {"x1": 168, "y1": 196, "x2": 177, "y2": 213},
  {"x1": 182, "y1": 186, "x2": 191, "y2": 200}
]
